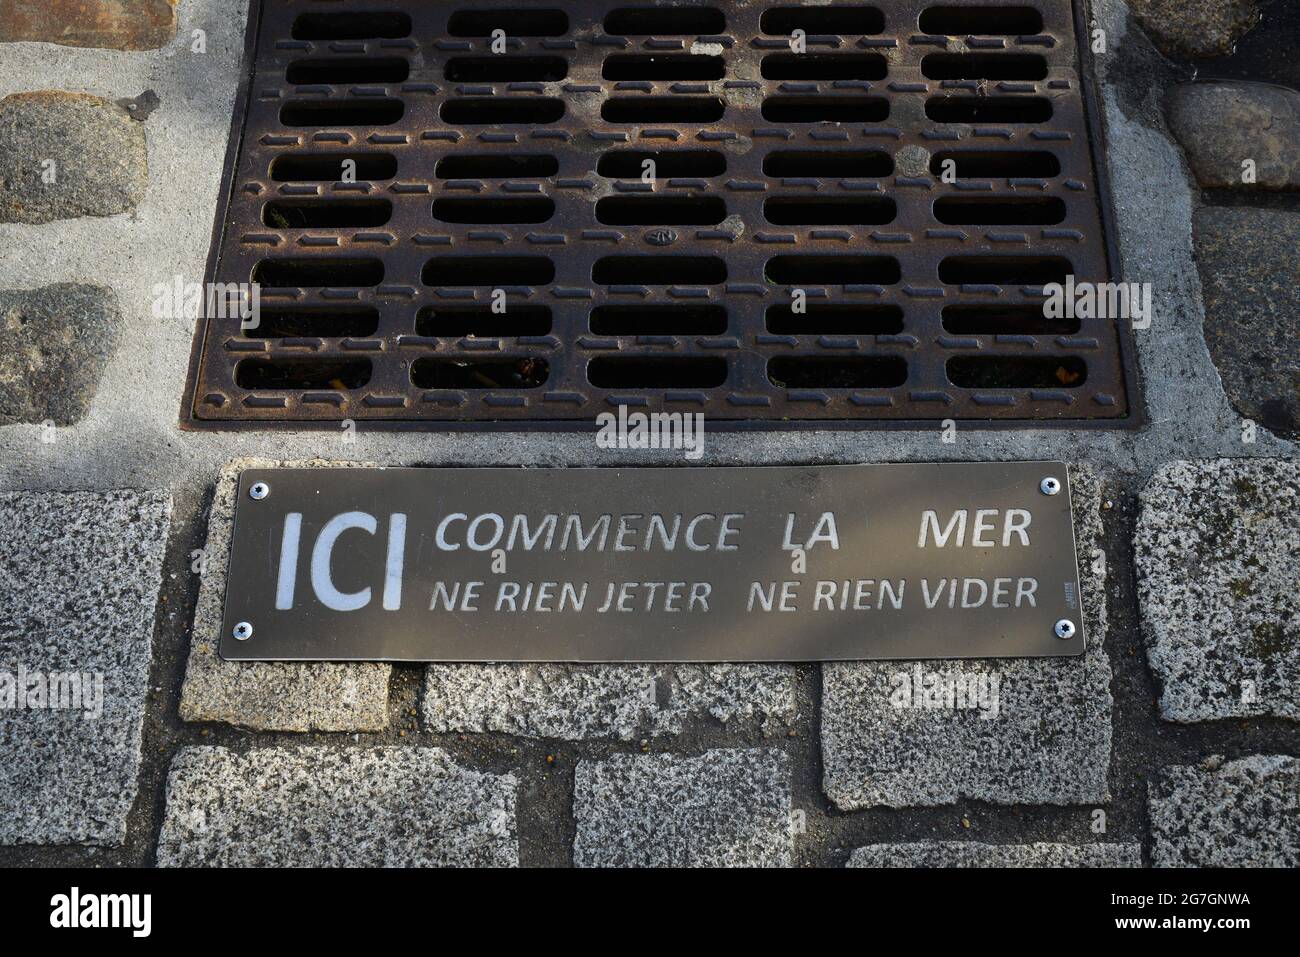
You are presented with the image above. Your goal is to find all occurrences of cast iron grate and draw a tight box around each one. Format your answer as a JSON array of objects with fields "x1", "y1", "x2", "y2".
[{"x1": 184, "y1": 0, "x2": 1135, "y2": 428}]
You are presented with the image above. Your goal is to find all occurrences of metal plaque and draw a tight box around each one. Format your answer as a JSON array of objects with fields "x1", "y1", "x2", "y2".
[{"x1": 219, "y1": 463, "x2": 1083, "y2": 662}]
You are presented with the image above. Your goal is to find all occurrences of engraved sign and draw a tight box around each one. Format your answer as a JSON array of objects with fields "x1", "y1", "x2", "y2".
[{"x1": 219, "y1": 464, "x2": 1083, "y2": 662}]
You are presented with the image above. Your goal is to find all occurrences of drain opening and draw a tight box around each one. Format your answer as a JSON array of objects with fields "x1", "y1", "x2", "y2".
[
  {"x1": 593, "y1": 256, "x2": 727, "y2": 285},
  {"x1": 947, "y1": 356, "x2": 1088, "y2": 389},
  {"x1": 933, "y1": 196, "x2": 1067, "y2": 225},
  {"x1": 236, "y1": 358, "x2": 374, "y2": 390},
  {"x1": 587, "y1": 356, "x2": 728, "y2": 388},
  {"x1": 920, "y1": 54, "x2": 1048, "y2": 80},
  {"x1": 938, "y1": 256, "x2": 1072, "y2": 285},
  {"x1": 440, "y1": 98, "x2": 565, "y2": 124},
  {"x1": 928, "y1": 150, "x2": 1060, "y2": 179},
  {"x1": 590, "y1": 305, "x2": 728, "y2": 335},
  {"x1": 601, "y1": 97, "x2": 726, "y2": 123},
  {"x1": 424, "y1": 256, "x2": 556, "y2": 287},
  {"x1": 271, "y1": 153, "x2": 398, "y2": 182},
  {"x1": 432, "y1": 197, "x2": 556, "y2": 224},
  {"x1": 263, "y1": 199, "x2": 393, "y2": 229},
  {"x1": 435, "y1": 154, "x2": 558, "y2": 179},
  {"x1": 761, "y1": 6, "x2": 886, "y2": 36},
  {"x1": 245, "y1": 307, "x2": 381, "y2": 339},
  {"x1": 761, "y1": 54, "x2": 887, "y2": 80},
  {"x1": 448, "y1": 9, "x2": 569, "y2": 36},
  {"x1": 598, "y1": 149, "x2": 727, "y2": 178},
  {"x1": 291, "y1": 12, "x2": 413, "y2": 40},
  {"x1": 595, "y1": 196, "x2": 727, "y2": 226},
  {"x1": 416, "y1": 306, "x2": 553, "y2": 337},
  {"x1": 766, "y1": 303, "x2": 904, "y2": 335},
  {"x1": 768, "y1": 356, "x2": 908, "y2": 388},
  {"x1": 413, "y1": 358, "x2": 550, "y2": 389},
  {"x1": 765, "y1": 196, "x2": 896, "y2": 225},
  {"x1": 918, "y1": 6, "x2": 1044, "y2": 36},
  {"x1": 280, "y1": 99, "x2": 405, "y2": 127},
  {"x1": 444, "y1": 56, "x2": 569, "y2": 82},
  {"x1": 761, "y1": 96, "x2": 889, "y2": 123},
  {"x1": 925, "y1": 96, "x2": 1052, "y2": 123},
  {"x1": 603, "y1": 55, "x2": 726, "y2": 80},
  {"x1": 286, "y1": 58, "x2": 411, "y2": 85},
  {"x1": 603, "y1": 7, "x2": 726, "y2": 36},
  {"x1": 942, "y1": 304, "x2": 1079, "y2": 335},
  {"x1": 766, "y1": 255, "x2": 901, "y2": 285},
  {"x1": 763, "y1": 150, "x2": 894, "y2": 178},
  {"x1": 252, "y1": 259, "x2": 384, "y2": 287}
]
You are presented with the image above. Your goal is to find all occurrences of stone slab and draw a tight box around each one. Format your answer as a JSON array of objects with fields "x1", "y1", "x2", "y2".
[
  {"x1": 847, "y1": 842, "x2": 1141, "y2": 867},
  {"x1": 0, "y1": 0, "x2": 178, "y2": 51}
]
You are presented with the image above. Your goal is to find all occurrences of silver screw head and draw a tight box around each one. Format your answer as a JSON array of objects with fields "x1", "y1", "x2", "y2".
[
  {"x1": 249, "y1": 481, "x2": 270, "y2": 500},
  {"x1": 232, "y1": 621, "x2": 254, "y2": 641},
  {"x1": 1040, "y1": 476, "x2": 1061, "y2": 496},
  {"x1": 1054, "y1": 618, "x2": 1077, "y2": 640}
]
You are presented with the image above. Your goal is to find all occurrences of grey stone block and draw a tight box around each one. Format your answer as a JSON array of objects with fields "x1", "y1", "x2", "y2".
[
  {"x1": 0, "y1": 284, "x2": 120, "y2": 426},
  {"x1": 574, "y1": 749, "x2": 792, "y2": 867},
  {"x1": 1150, "y1": 755, "x2": 1300, "y2": 867},
  {"x1": 821, "y1": 467, "x2": 1113, "y2": 809},
  {"x1": 1128, "y1": 1, "x2": 1264, "y2": 59},
  {"x1": 1136, "y1": 459, "x2": 1298, "y2": 722},
  {"x1": 178, "y1": 459, "x2": 390, "y2": 732},
  {"x1": 1166, "y1": 81, "x2": 1300, "y2": 191},
  {"x1": 847, "y1": 842, "x2": 1141, "y2": 868},
  {"x1": 0, "y1": 489, "x2": 171, "y2": 845},
  {"x1": 1194, "y1": 208, "x2": 1300, "y2": 438},
  {"x1": 0, "y1": 91, "x2": 147, "y2": 224},
  {"x1": 423, "y1": 662, "x2": 795, "y2": 740},
  {"x1": 157, "y1": 746, "x2": 517, "y2": 867}
]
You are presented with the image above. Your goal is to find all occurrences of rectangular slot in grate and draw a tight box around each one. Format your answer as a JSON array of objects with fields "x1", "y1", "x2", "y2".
[{"x1": 185, "y1": 0, "x2": 1135, "y2": 428}]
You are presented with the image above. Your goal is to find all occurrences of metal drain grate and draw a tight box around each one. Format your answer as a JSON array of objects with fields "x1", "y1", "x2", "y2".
[{"x1": 184, "y1": 0, "x2": 1137, "y2": 429}]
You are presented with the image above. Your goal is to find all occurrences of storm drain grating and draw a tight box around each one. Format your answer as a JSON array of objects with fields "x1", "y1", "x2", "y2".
[{"x1": 184, "y1": 0, "x2": 1137, "y2": 428}]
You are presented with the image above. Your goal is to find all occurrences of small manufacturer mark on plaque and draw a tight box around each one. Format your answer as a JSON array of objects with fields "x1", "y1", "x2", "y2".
[
  {"x1": 220, "y1": 463, "x2": 1084, "y2": 663},
  {"x1": 644, "y1": 227, "x2": 678, "y2": 246}
]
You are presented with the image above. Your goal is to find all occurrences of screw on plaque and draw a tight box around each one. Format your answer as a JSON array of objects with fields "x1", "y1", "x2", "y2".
[
  {"x1": 1054, "y1": 619, "x2": 1077, "y2": 640},
  {"x1": 249, "y1": 481, "x2": 270, "y2": 500},
  {"x1": 232, "y1": 621, "x2": 254, "y2": 641},
  {"x1": 1040, "y1": 476, "x2": 1062, "y2": 496}
]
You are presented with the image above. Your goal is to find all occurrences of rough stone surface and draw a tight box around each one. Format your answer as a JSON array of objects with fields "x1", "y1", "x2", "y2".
[
  {"x1": 0, "y1": 0, "x2": 178, "y2": 50},
  {"x1": 1194, "y1": 208, "x2": 1300, "y2": 439},
  {"x1": 0, "y1": 91, "x2": 147, "y2": 224},
  {"x1": 1129, "y1": 0, "x2": 1263, "y2": 59},
  {"x1": 847, "y1": 842, "x2": 1142, "y2": 868},
  {"x1": 1150, "y1": 755, "x2": 1300, "y2": 867},
  {"x1": 821, "y1": 467, "x2": 1113, "y2": 809},
  {"x1": 423, "y1": 663, "x2": 796, "y2": 740},
  {"x1": 0, "y1": 490, "x2": 171, "y2": 845},
  {"x1": 157, "y1": 746, "x2": 517, "y2": 867},
  {"x1": 0, "y1": 284, "x2": 120, "y2": 426},
  {"x1": 574, "y1": 749, "x2": 791, "y2": 867},
  {"x1": 1136, "y1": 459, "x2": 1298, "y2": 722},
  {"x1": 1166, "y1": 82, "x2": 1300, "y2": 191},
  {"x1": 178, "y1": 460, "x2": 391, "y2": 732}
]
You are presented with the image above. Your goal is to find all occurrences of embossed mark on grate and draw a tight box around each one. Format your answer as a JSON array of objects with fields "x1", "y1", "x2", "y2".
[{"x1": 184, "y1": 0, "x2": 1137, "y2": 428}]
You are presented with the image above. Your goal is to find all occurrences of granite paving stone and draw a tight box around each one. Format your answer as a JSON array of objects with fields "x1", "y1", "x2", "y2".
[
  {"x1": 1166, "y1": 81, "x2": 1300, "y2": 192},
  {"x1": 1136, "y1": 459, "x2": 1298, "y2": 722},
  {"x1": 0, "y1": 490, "x2": 171, "y2": 845},
  {"x1": 847, "y1": 842, "x2": 1142, "y2": 868},
  {"x1": 157, "y1": 746, "x2": 518, "y2": 867},
  {"x1": 573, "y1": 749, "x2": 792, "y2": 867}
]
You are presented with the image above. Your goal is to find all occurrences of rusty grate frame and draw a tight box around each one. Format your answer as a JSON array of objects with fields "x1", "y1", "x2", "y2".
[{"x1": 183, "y1": 0, "x2": 1140, "y2": 430}]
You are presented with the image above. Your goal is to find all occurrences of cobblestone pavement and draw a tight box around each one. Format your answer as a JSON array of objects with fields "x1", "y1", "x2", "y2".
[{"x1": 0, "y1": 0, "x2": 1295, "y2": 867}]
